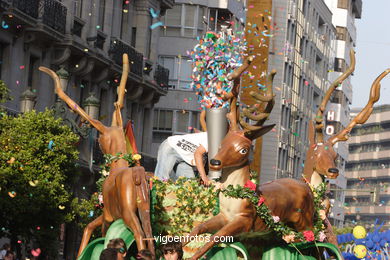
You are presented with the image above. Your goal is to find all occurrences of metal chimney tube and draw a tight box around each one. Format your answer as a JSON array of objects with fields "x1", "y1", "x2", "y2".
[{"x1": 206, "y1": 107, "x2": 228, "y2": 180}]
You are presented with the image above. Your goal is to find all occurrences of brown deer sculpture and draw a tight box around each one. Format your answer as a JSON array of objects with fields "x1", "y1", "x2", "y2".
[
  {"x1": 39, "y1": 54, "x2": 155, "y2": 258},
  {"x1": 184, "y1": 62, "x2": 316, "y2": 260},
  {"x1": 303, "y1": 50, "x2": 389, "y2": 202}
]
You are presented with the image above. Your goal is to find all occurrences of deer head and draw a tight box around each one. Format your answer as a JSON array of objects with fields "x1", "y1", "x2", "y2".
[
  {"x1": 209, "y1": 56, "x2": 276, "y2": 171},
  {"x1": 39, "y1": 54, "x2": 129, "y2": 157},
  {"x1": 303, "y1": 50, "x2": 390, "y2": 186}
]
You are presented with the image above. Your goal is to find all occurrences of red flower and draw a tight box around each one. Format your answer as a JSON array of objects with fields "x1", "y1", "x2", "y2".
[
  {"x1": 258, "y1": 196, "x2": 265, "y2": 206},
  {"x1": 303, "y1": 230, "x2": 315, "y2": 242},
  {"x1": 244, "y1": 180, "x2": 256, "y2": 191}
]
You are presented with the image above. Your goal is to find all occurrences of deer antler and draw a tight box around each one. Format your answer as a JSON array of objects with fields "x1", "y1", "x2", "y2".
[
  {"x1": 223, "y1": 56, "x2": 254, "y2": 131},
  {"x1": 239, "y1": 69, "x2": 276, "y2": 134},
  {"x1": 315, "y1": 50, "x2": 355, "y2": 143},
  {"x1": 329, "y1": 68, "x2": 390, "y2": 145},
  {"x1": 112, "y1": 54, "x2": 129, "y2": 127},
  {"x1": 39, "y1": 67, "x2": 106, "y2": 133}
]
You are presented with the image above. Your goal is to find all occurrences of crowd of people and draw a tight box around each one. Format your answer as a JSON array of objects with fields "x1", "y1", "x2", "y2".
[{"x1": 99, "y1": 239, "x2": 183, "y2": 260}]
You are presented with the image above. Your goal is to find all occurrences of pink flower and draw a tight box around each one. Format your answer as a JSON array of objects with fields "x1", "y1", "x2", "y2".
[
  {"x1": 303, "y1": 230, "x2": 315, "y2": 242},
  {"x1": 272, "y1": 216, "x2": 280, "y2": 223},
  {"x1": 283, "y1": 234, "x2": 295, "y2": 243},
  {"x1": 244, "y1": 180, "x2": 256, "y2": 191},
  {"x1": 98, "y1": 194, "x2": 104, "y2": 204},
  {"x1": 258, "y1": 196, "x2": 265, "y2": 206},
  {"x1": 318, "y1": 231, "x2": 326, "y2": 242}
]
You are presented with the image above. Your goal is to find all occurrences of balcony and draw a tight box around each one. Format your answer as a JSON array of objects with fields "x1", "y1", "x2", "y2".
[
  {"x1": 346, "y1": 168, "x2": 390, "y2": 179},
  {"x1": 347, "y1": 205, "x2": 390, "y2": 215},
  {"x1": 109, "y1": 38, "x2": 143, "y2": 78},
  {"x1": 154, "y1": 64, "x2": 170, "y2": 89},
  {"x1": 39, "y1": 0, "x2": 67, "y2": 34},
  {"x1": 1, "y1": 0, "x2": 66, "y2": 39}
]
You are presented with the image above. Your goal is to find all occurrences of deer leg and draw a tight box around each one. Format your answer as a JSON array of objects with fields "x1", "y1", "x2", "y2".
[
  {"x1": 183, "y1": 213, "x2": 227, "y2": 247},
  {"x1": 122, "y1": 209, "x2": 147, "y2": 252},
  {"x1": 101, "y1": 219, "x2": 111, "y2": 237},
  {"x1": 77, "y1": 215, "x2": 103, "y2": 257},
  {"x1": 189, "y1": 215, "x2": 251, "y2": 260}
]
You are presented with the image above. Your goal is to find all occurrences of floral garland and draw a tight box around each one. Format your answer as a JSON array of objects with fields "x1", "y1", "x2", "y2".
[
  {"x1": 101, "y1": 152, "x2": 141, "y2": 174},
  {"x1": 218, "y1": 180, "x2": 327, "y2": 243}
]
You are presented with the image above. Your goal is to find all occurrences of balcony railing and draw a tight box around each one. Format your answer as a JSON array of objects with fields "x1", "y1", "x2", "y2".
[
  {"x1": 11, "y1": 0, "x2": 39, "y2": 18},
  {"x1": 2, "y1": 0, "x2": 66, "y2": 34},
  {"x1": 154, "y1": 64, "x2": 170, "y2": 89},
  {"x1": 109, "y1": 38, "x2": 143, "y2": 77},
  {"x1": 39, "y1": 0, "x2": 67, "y2": 34}
]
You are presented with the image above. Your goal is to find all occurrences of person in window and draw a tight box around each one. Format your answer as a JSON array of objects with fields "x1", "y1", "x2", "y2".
[{"x1": 154, "y1": 131, "x2": 211, "y2": 185}]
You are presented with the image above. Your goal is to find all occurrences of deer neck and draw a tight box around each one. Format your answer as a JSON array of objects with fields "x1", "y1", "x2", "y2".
[
  {"x1": 220, "y1": 164, "x2": 250, "y2": 187},
  {"x1": 311, "y1": 170, "x2": 324, "y2": 188}
]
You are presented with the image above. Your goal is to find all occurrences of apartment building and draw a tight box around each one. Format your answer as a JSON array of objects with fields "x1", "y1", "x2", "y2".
[
  {"x1": 151, "y1": 0, "x2": 246, "y2": 154},
  {"x1": 345, "y1": 105, "x2": 390, "y2": 229}
]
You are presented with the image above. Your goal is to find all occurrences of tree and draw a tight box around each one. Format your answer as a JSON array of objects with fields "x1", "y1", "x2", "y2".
[{"x1": 0, "y1": 109, "x2": 79, "y2": 257}]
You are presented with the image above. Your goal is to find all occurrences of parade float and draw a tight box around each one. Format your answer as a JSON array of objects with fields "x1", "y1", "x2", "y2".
[{"x1": 38, "y1": 0, "x2": 390, "y2": 258}]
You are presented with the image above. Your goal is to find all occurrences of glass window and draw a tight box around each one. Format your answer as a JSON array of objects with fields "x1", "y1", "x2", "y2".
[
  {"x1": 176, "y1": 111, "x2": 189, "y2": 132},
  {"x1": 154, "y1": 110, "x2": 173, "y2": 130},
  {"x1": 185, "y1": 5, "x2": 196, "y2": 27},
  {"x1": 336, "y1": 26, "x2": 347, "y2": 41},
  {"x1": 166, "y1": 5, "x2": 181, "y2": 26},
  {"x1": 198, "y1": 7, "x2": 204, "y2": 28},
  {"x1": 73, "y1": 0, "x2": 83, "y2": 17},
  {"x1": 337, "y1": 0, "x2": 349, "y2": 9},
  {"x1": 165, "y1": 27, "x2": 181, "y2": 37},
  {"x1": 98, "y1": 0, "x2": 105, "y2": 30}
]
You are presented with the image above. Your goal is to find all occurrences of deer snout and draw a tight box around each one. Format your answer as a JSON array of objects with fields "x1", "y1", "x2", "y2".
[
  {"x1": 210, "y1": 159, "x2": 221, "y2": 166},
  {"x1": 327, "y1": 168, "x2": 339, "y2": 179}
]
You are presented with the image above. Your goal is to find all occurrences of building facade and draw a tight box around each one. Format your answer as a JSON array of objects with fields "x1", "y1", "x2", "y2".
[
  {"x1": 323, "y1": 0, "x2": 362, "y2": 228},
  {"x1": 345, "y1": 105, "x2": 390, "y2": 229},
  {"x1": 151, "y1": 0, "x2": 246, "y2": 154},
  {"x1": 0, "y1": 0, "x2": 172, "y2": 258},
  {"x1": 261, "y1": 0, "x2": 336, "y2": 181}
]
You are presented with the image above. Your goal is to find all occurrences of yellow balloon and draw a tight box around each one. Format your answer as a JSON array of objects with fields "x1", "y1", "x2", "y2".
[
  {"x1": 353, "y1": 225, "x2": 367, "y2": 239},
  {"x1": 353, "y1": 245, "x2": 367, "y2": 259}
]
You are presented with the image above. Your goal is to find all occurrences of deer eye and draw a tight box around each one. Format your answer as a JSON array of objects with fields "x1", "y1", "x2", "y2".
[{"x1": 239, "y1": 148, "x2": 248, "y2": 154}]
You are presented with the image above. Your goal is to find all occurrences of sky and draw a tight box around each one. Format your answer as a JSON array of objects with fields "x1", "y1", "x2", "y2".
[{"x1": 351, "y1": 0, "x2": 390, "y2": 108}]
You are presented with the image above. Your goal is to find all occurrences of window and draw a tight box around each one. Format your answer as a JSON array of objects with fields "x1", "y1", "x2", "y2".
[
  {"x1": 28, "y1": 56, "x2": 39, "y2": 88},
  {"x1": 159, "y1": 56, "x2": 192, "y2": 90},
  {"x1": 73, "y1": 0, "x2": 83, "y2": 17},
  {"x1": 176, "y1": 110, "x2": 189, "y2": 132},
  {"x1": 153, "y1": 109, "x2": 173, "y2": 131},
  {"x1": 164, "y1": 4, "x2": 204, "y2": 38},
  {"x1": 98, "y1": 0, "x2": 105, "y2": 30},
  {"x1": 337, "y1": 0, "x2": 349, "y2": 9},
  {"x1": 334, "y1": 58, "x2": 346, "y2": 72},
  {"x1": 120, "y1": 2, "x2": 129, "y2": 39},
  {"x1": 336, "y1": 26, "x2": 347, "y2": 41},
  {"x1": 131, "y1": 27, "x2": 136, "y2": 47}
]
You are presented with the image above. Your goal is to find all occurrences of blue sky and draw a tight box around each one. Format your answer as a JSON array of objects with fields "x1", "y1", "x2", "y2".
[{"x1": 351, "y1": 0, "x2": 390, "y2": 108}]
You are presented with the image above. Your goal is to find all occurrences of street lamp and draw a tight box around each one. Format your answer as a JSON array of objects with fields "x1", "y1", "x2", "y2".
[
  {"x1": 83, "y1": 92, "x2": 100, "y2": 120},
  {"x1": 19, "y1": 87, "x2": 37, "y2": 113}
]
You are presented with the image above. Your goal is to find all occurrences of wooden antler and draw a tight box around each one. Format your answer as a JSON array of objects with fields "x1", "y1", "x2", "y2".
[
  {"x1": 39, "y1": 67, "x2": 106, "y2": 133},
  {"x1": 239, "y1": 69, "x2": 276, "y2": 132},
  {"x1": 223, "y1": 56, "x2": 254, "y2": 131},
  {"x1": 329, "y1": 69, "x2": 390, "y2": 145},
  {"x1": 112, "y1": 54, "x2": 129, "y2": 128},
  {"x1": 315, "y1": 50, "x2": 355, "y2": 143}
]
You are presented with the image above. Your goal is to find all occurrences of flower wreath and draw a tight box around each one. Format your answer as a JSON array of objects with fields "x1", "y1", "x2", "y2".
[
  {"x1": 101, "y1": 152, "x2": 141, "y2": 173},
  {"x1": 218, "y1": 180, "x2": 327, "y2": 243}
]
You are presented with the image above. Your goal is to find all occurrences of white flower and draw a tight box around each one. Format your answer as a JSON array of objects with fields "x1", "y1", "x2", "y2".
[{"x1": 272, "y1": 216, "x2": 280, "y2": 223}]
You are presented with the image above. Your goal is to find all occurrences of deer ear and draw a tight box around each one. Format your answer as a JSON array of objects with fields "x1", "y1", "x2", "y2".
[
  {"x1": 308, "y1": 121, "x2": 316, "y2": 145},
  {"x1": 244, "y1": 124, "x2": 276, "y2": 140}
]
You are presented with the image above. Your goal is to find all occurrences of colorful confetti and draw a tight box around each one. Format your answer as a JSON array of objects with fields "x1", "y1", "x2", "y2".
[{"x1": 190, "y1": 31, "x2": 246, "y2": 109}]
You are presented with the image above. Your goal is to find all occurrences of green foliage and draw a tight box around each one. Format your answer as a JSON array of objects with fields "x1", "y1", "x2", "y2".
[
  {"x1": 151, "y1": 177, "x2": 218, "y2": 236},
  {"x1": 334, "y1": 226, "x2": 353, "y2": 235},
  {"x1": 0, "y1": 80, "x2": 12, "y2": 104},
  {"x1": 0, "y1": 109, "x2": 78, "y2": 256}
]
